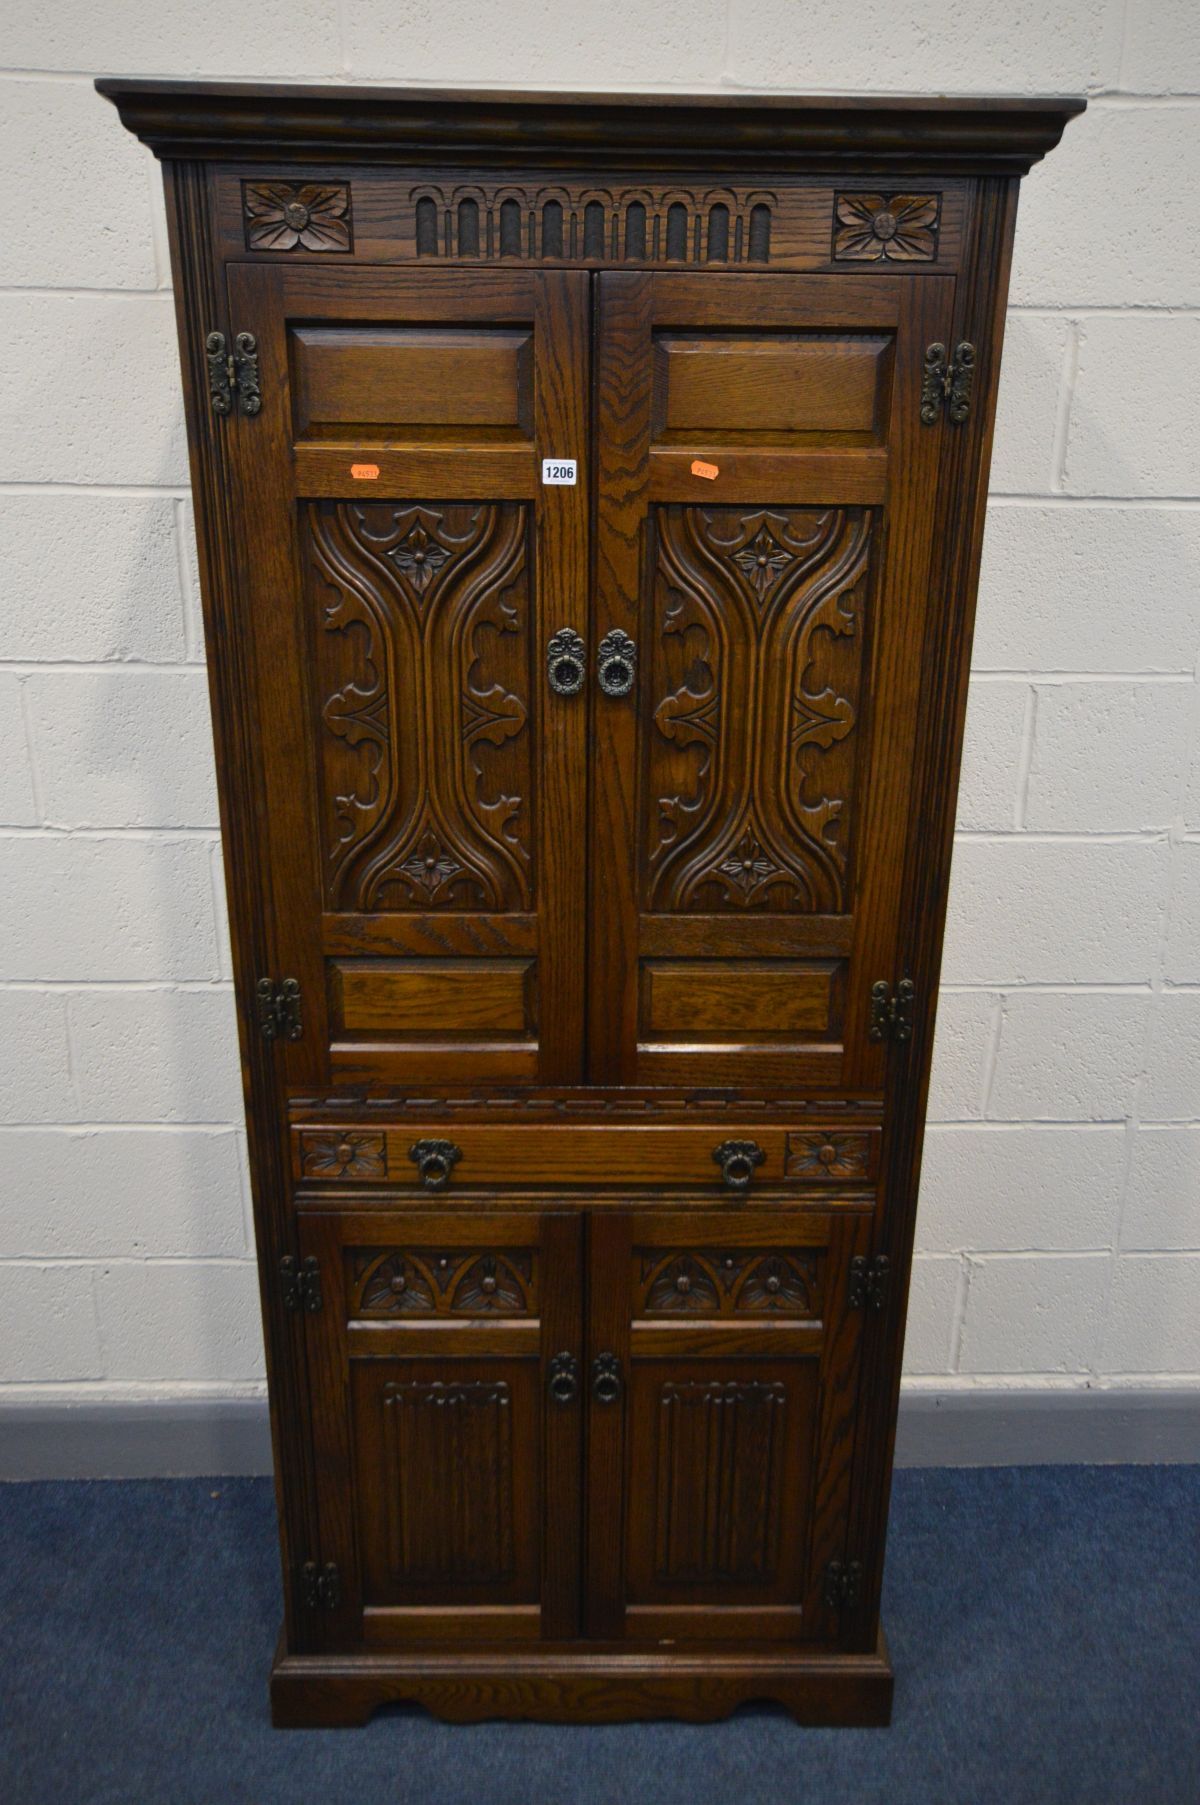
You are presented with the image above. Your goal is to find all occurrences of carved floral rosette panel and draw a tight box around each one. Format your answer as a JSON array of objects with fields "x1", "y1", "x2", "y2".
[
  {"x1": 307, "y1": 500, "x2": 534, "y2": 912},
  {"x1": 643, "y1": 505, "x2": 871, "y2": 914}
]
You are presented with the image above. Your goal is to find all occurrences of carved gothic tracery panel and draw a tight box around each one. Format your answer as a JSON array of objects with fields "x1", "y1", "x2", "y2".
[
  {"x1": 637, "y1": 1248, "x2": 822, "y2": 1317},
  {"x1": 644, "y1": 505, "x2": 871, "y2": 915},
  {"x1": 351, "y1": 1248, "x2": 536, "y2": 1317},
  {"x1": 308, "y1": 501, "x2": 533, "y2": 913}
]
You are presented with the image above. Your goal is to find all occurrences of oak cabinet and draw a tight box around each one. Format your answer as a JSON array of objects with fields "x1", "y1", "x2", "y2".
[{"x1": 100, "y1": 79, "x2": 1082, "y2": 1727}]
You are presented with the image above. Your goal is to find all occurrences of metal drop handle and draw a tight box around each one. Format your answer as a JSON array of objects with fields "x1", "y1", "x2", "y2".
[
  {"x1": 408, "y1": 1138, "x2": 461, "y2": 1190},
  {"x1": 548, "y1": 1352, "x2": 579, "y2": 1405},
  {"x1": 591, "y1": 1352, "x2": 623, "y2": 1404},
  {"x1": 546, "y1": 628, "x2": 586, "y2": 697},
  {"x1": 713, "y1": 1138, "x2": 765, "y2": 1192},
  {"x1": 597, "y1": 630, "x2": 637, "y2": 698}
]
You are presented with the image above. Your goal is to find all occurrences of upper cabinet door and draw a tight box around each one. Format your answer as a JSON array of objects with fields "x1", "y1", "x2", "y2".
[
  {"x1": 590, "y1": 271, "x2": 952, "y2": 1090},
  {"x1": 225, "y1": 268, "x2": 590, "y2": 1093}
]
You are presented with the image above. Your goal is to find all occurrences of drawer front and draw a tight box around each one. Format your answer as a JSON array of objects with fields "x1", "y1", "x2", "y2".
[{"x1": 292, "y1": 1122, "x2": 880, "y2": 1194}]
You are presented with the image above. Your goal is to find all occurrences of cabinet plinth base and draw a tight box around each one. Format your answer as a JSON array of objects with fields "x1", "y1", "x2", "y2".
[{"x1": 269, "y1": 1628, "x2": 894, "y2": 1728}]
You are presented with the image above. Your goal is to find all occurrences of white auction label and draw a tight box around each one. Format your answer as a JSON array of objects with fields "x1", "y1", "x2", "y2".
[{"x1": 541, "y1": 458, "x2": 578, "y2": 485}]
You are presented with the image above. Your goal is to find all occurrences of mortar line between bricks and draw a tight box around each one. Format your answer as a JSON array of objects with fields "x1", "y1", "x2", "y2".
[
  {"x1": 1013, "y1": 685, "x2": 1037, "y2": 829},
  {"x1": 14, "y1": 672, "x2": 46, "y2": 825},
  {"x1": 0, "y1": 826, "x2": 221, "y2": 840},
  {"x1": 1008, "y1": 304, "x2": 1200, "y2": 318},
  {"x1": 0, "y1": 661, "x2": 208, "y2": 675},
  {"x1": 968, "y1": 671, "x2": 1194, "y2": 683},
  {"x1": 988, "y1": 493, "x2": 1200, "y2": 507},
  {"x1": 0, "y1": 979, "x2": 234, "y2": 991},
  {"x1": 0, "y1": 1256, "x2": 261, "y2": 1268},
  {"x1": 0, "y1": 286, "x2": 177, "y2": 299},
  {"x1": 0, "y1": 1123, "x2": 245, "y2": 1133},
  {"x1": 0, "y1": 483, "x2": 192, "y2": 498},
  {"x1": 1050, "y1": 318, "x2": 1080, "y2": 493}
]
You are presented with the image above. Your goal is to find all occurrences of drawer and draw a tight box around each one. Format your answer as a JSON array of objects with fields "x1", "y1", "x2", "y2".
[{"x1": 292, "y1": 1122, "x2": 880, "y2": 1194}]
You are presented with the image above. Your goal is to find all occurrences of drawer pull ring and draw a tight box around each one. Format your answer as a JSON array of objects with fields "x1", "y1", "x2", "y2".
[
  {"x1": 591, "y1": 1352, "x2": 623, "y2": 1404},
  {"x1": 546, "y1": 627, "x2": 586, "y2": 697},
  {"x1": 548, "y1": 1352, "x2": 580, "y2": 1405},
  {"x1": 597, "y1": 629, "x2": 637, "y2": 698},
  {"x1": 713, "y1": 1138, "x2": 765, "y2": 1191},
  {"x1": 408, "y1": 1138, "x2": 462, "y2": 1190}
]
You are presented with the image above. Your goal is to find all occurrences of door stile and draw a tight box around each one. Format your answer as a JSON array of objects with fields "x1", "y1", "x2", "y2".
[
  {"x1": 298, "y1": 1211, "x2": 362, "y2": 1648},
  {"x1": 533, "y1": 273, "x2": 591, "y2": 1083},
  {"x1": 225, "y1": 262, "x2": 329, "y2": 1092},
  {"x1": 588, "y1": 272, "x2": 654, "y2": 1085},
  {"x1": 583, "y1": 1211, "x2": 634, "y2": 1638},
  {"x1": 539, "y1": 1210, "x2": 586, "y2": 1638},
  {"x1": 839, "y1": 275, "x2": 954, "y2": 1088},
  {"x1": 803, "y1": 1210, "x2": 873, "y2": 1641}
]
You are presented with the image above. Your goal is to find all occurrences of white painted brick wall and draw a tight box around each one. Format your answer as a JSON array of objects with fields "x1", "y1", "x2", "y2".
[{"x1": 1, "y1": 1, "x2": 1197, "y2": 1425}]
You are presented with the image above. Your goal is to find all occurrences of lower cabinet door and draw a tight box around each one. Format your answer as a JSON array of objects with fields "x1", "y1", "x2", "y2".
[
  {"x1": 299, "y1": 1207, "x2": 583, "y2": 1647},
  {"x1": 585, "y1": 1209, "x2": 871, "y2": 1644}
]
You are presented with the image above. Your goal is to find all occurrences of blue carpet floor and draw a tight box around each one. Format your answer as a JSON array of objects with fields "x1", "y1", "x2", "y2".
[{"x1": 0, "y1": 1466, "x2": 1196, "y2": 1804}]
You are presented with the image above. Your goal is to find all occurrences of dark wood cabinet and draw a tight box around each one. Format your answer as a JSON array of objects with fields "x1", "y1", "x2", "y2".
[{"x1": 100, "y1": 79, "x2": 1082, "y2": 1727}]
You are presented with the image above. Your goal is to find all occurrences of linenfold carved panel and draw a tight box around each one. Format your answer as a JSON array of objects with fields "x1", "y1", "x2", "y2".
[
  {"x1": 644, "y1": 505, "x2": 871, "y2": 914},
  {"x1": 382, "y1": 1378, "x2": 515, "y2": 1582},
  {"x1": 654, "y1": 1380, "x2": 786, "y2": 1582},
  {"x1": 308, "y1": 501, "x2": 533, "y2": 912}
]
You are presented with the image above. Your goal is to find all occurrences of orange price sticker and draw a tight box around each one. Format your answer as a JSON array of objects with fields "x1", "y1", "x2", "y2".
[
  {"x1": 351, "y1": 463, "x2": 380, "y2": 480},
  {"x1": 690, "y1": 459, "x2": 719, "y2": 481}
]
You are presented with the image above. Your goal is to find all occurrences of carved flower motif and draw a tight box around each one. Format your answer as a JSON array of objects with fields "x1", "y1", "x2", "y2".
[
  {"x1": 243, "y1": 182, "x2": 351, "y2": 252},
  {"x1": 645, "y1": 1255, "x2": 721, "y2": 1314},
  {"x1": 834, "y1": 193, "x2": 940, "y2": 263},
  {"x1": 359, "y1": 1253, "x2": 435, "y2": 1315},
  {"x1": 400, "y1": 831, "x2": 465, "y2": 899},
  {"x1": 718, "y1": 829, "x2": 782, "y2": 900},
  {"x1": 303, "y1": 1131, "x2": 386, "y2": 1179},
  {"x1": 739, "y1": 1254, "x2": 817, "y2": 1315},
  {"x1": 732, "y1": 524, "x2": 794, "y2": 599},
  {"x1": 387, "y1": 523, "x2": 451, "y2": 592},
  {"x1": 452, "y1": 1256, "x2": 526, "y2": 1315},
  {"x1": 788, "y1": 1132, "x2": 870, "y2": 1180}
]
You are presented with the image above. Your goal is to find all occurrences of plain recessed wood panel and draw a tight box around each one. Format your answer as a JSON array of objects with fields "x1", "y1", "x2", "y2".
[
  {"x1": 654, "y1": 332, "x2": 892, "y2": 438},
  {"x1": 292, "y1": 325, "x2": 532, "y2": 436},
  {"x1": 642, "y1": 960, "x2": 840, "y2": 1038},
  {"x1": 334, "y1": 959, "x2": 534, "y2": 1034}
]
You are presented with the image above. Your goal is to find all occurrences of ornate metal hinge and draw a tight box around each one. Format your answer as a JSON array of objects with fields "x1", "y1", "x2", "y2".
[
  {"x1": 920, "y1": 340, "x2": 975, "y2": 425},
  {"x1": 824, "y1": 1557, "x2": 863, "y2": 1612},
  {"x1": 257, "y1": 976, "x2": 303, "y2": 1043},
  {"x1": 206, "y1": 329, "x2": 262, "y2": 418},
  {"x1": 868, "y1": 978, "x2": 914, "y2": 1044},
  {"x1": 848, "y1": 1253, "x2": 890, "y2": 1312},
  {"x1": 298, "y1": 1560, "x2": 340, "y2": 1612},
  {"x1": 280, "y1": 1254, "x2": 323, "y2": 1314}
]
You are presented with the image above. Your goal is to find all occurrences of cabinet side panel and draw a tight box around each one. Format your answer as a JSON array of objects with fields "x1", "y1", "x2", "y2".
[
  {"x1": 847, "y1": 175, "x2": 1024, "y2": 1643},
  {"x1": 161, "y1": 160, "x2": 320, "y2": 1648}
]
